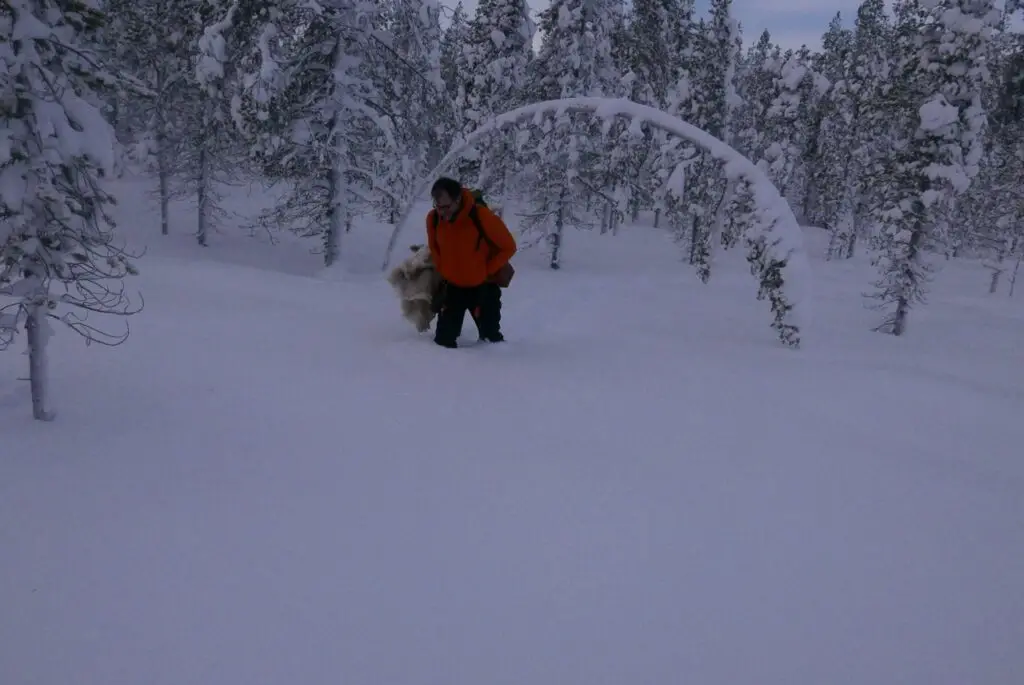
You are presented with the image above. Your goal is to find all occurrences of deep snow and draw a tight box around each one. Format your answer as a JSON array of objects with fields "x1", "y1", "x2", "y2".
[{"x1": 1, "y1": 176, "x2": 1022, "y2": 685}]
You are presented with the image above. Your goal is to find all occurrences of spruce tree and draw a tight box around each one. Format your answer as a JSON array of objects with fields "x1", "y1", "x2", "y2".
[
  {"x1": 868, "y1": 0, "x2": 999, "y2": 335},
  {"x1": 1, "y1": 0, "x2": 141, "y2": 420},
  {"x1": 524, "y1": 0, "x2": 621, "y2": 268},
  {"x1": 971, "y1": 35, "x2": 1024, "y2": 293},
  {"x1": 459, "y1": 0, "x2": 534, "y2": 196},
  {"x1": 379, "y1": 0, "x2": 446, "y2": 221},
  {"x1": 440, "y1": 2, "x2": 470, "y2": 108},
  {"x1": 826, "y1": 0, "x2": 892, "y2": 258},
  {"x1": 243, "y1": 0, "x2": 397, "y2": 267},
  {"x1": 668, "y1": 0, "x2": 741, "y2": 280},
  {"x1": 102, "y1": 0, "x2": 198, "y2": 236}
]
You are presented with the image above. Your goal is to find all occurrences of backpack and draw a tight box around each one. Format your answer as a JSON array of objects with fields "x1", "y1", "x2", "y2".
[
  {"x1": 430, "y1": 192, "x2": 515, "y2": 287},
  {"x1": 469, "y1": 188, "x2": 488, "y2": 208}
]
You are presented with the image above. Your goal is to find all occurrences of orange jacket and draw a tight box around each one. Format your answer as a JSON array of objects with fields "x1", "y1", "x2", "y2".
[{"x1": 426, "y1": 189, "x2": 517, "y2": 287}]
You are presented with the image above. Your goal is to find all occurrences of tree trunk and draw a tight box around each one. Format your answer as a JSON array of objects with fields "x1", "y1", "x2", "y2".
[
  {"x1": 843, "y1": 206, "x2": 860, "y2": 259},
  {"x1": 689, "y1": 214, "x2": 701, "y2": 264},
  {"x1": 701, "y1": 179, "x2": 734, "y2": 279},
  {"x1": 324, "y1": 165, "x2": 341, "y2": 267},
  {"x1": 988, "y1": 243, "x2": 1007, "y2": 294},
  {"x1": 26, "y1": 306, "x2": 54, "y2": 421},
  {"x1": 550, "y1": 196, "x2": 564, "y2": 270},
  {"x1": 157, "y1": 137, "x2": 170, "y2": 236},
  {"x1": 197, "y1": 145, "x2": 209, "y2": 247},
  {"x1": 890, "y1": 224, "x2": 925, "y2": 337},
  {"x1": 1009, "y1": 238, "x2": 1021, "y2": 298},
  {"x1": 1010, "y1": 255, "x2": 1021, "y2": 297},
  {"x1": 156, "y1": 69, "x2": 171, "y2": 236}
]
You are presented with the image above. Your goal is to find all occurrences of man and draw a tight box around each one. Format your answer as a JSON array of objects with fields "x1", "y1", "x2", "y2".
[{"x1": 427, "y1": 177, "x2": 517, "y2": 348}]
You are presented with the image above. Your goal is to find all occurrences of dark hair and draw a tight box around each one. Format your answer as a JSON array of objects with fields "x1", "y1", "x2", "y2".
[{"x1": 430, "y1": 177, "x2": 462, "y2": 199}]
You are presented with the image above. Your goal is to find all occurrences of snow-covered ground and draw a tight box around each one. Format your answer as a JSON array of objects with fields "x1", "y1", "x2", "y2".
[{"x1": 2, "y1": 176, "x2": 1022, "y2": 685}]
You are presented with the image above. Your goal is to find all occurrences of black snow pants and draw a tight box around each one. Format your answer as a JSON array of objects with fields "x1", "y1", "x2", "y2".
[{"x1": 434, "y1": 282, "x2": 503, "y2": 348}]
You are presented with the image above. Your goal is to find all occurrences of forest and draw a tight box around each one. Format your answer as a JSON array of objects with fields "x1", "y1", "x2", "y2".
[{"x1": 2, "y1": 0, "x2": 1023, "y2": 367}]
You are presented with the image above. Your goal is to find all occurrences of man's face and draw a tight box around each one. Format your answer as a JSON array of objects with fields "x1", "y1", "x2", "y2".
[{"x1": 434, "y1": 191, "x2": 458, "y2": 222}]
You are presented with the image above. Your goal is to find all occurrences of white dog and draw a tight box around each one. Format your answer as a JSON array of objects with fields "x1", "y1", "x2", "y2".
[{"x1": 387, "y1": 244, "x2": 442, "y2": 332}]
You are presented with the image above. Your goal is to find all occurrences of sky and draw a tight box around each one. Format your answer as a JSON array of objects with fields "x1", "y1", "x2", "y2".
[{"x1": 444, "y1": 0, "x2": 874, "y2": 52}]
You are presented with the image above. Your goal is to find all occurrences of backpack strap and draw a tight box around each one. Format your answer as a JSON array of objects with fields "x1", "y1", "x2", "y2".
[{"x1": 469, "y1": 205, "x2": 498, "y2": 253}]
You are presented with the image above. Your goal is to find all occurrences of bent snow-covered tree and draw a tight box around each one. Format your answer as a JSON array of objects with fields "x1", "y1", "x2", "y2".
[
  {"x1": 1, "y1": 0, "x2": 142, "y2": 421},
  {"x1": 383, "y1": 98, "x2": 812, "y2": 348}
]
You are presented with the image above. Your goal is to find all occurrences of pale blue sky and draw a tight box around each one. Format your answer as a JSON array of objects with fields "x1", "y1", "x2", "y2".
[{"x1": 444, "y1": 0, "x2": 875, "y2": 51}]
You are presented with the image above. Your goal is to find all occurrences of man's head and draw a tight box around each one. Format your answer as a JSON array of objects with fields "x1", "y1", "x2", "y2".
[{"x1": 431, "y1": 177, "x2": 463, "y2": 222}]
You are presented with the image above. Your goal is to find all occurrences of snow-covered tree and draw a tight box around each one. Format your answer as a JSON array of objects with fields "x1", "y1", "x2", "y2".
[
  {"x1": 626, "y1": 0, "x2": 678, "y2": 107},
  {"x1": 868, "y1": 0, "x2": 1000, "y2": 335},
  {"x1": 824, "y1": 0, "x2": 892, "y2": 258},
  {"x1": 732, "y1": 29, "x2": 776, "y2": 162},
  {"x1": 1, "y1": 0, "x2": 142, "y2": 420},
  {"x1": 784, "y1": 44, "x2": 832, "y2": 223},
  {"x1": 759, "y1": 50, "x2": 817, "y2": 202},
  {"x1": 244, "y1": 0, "x2": 397, "y2": 267},
  {"x1": 803, "y1": 15, "x2": 852, "y2": 229},
  {"x1": 623, "y1": 0, "x2": 693, "y2": 225},
  {"x1": 608, "y1": 0, "x2": 633, "y2": 83},
  {"x1": 188, "y1": 0, "x2": 232, "y2": 246},
  {"x1": 377, "y1": 0, "x2": 446, "y2": 221},
  {"x1": 967, "y1": 34, "x2": 1024, "y2": 293},
  {"x1": 440, "y1": 1, "x2": 469, "y2": 106},
  {"x1": 661, "y1": 0, "x2": 741, "y2": 280},
  {"x1": 102, "y1": 0, "x2": 198, "y2": 236},
  {"x1": 523, "y1": 0, "x2": 623, "y2": 268},
  {"x1": 458, "y1": 0, "x2": 534, "y2": 196}
]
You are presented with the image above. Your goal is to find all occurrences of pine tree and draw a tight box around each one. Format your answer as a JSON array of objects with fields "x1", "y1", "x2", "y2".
[
  {"x1": 189, "y1": 0, "x2": 241, "y2": 246},
  {"x1": 440, "y1": 2, "x2": 469, "y2": 107},
  {"x1": 378, "y1": 0, "x2": 446, "y2": 221},
  {"x1": 243, "y1": 0, "x2": 396, "y2": 267},
  {"x1": 627, "y1": 0, "x2": 678, "y2": 107},
  {"x1": 825, "y1": 0, "x2": 891, "y2": 258},
  {"x1": 778, "y1": 46, "x2": 828, "y2": 222},
  {"x1": 624, "y1": 0, "x2": 689, "y2": 225},
  {"x1": 759, "y1": 49, "x2": 813, "y2": 201},
  {"x1": 608, "y1": 0, "x2": 633, "y2": 84},
  {"x1": 588, "y1": 0, "x2": 641, "y2": 235},
  {"x1": 459, "y1": 0, "x2": 534, "y2": 196},
  {"x1": 1, "y1": 0, "x2": 142, "y2": 420},
  {"x1": 179, "y1": 0, "x2": 284, "y2": 247},
  {"x1": 524, "y1": 0, "x2": 622, "y2": 268},
  {"x1": 667, "y1": 0, "x2": 741, "y2": 280},
  {"x1": 805, "y1": 15, "x2": 852, "y2": 230},
  {"x1": 651, "y1": 0, "x2": 696, "y2": 231},
  {"x1": 732, "y1": 30, "x2": 775, "y2": 170},
  {"x1": 808, "y1": 15, "x2": 850, "y2": 230},
  {"x1": 868, "y1": 0, "x2": 999, "y2": 335},
  {"x1": 971, "y1": 34, "x2": 1024, "y2": 293},
  {"x1": 102, "y1": 0, "x2": 198, "y2": 236}
]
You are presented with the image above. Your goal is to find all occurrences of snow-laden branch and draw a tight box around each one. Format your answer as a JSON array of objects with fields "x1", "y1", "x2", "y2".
[{"x1": 382, "y1": 97, "x2": 813, "y2": 347}]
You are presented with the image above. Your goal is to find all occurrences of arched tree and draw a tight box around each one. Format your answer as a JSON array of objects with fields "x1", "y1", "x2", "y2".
[{"x1": 384, "y1": 98, "x2": 813, "y2": 348}]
